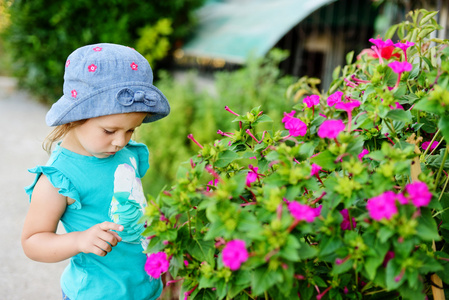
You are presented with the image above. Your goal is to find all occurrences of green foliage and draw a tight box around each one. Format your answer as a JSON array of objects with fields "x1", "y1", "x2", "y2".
[
  {"x1": 136, "y1": 18, "x2": 173, "y2": 67},
  {"x1": 1, "y1": 0, "x2": 205, "y2": 103},
  {"x1": 137, "y1": 51, "x2": 296, "y2": 196},
  {"x1": 142, "y1": 10, "x2": 449, "y2": 299}
]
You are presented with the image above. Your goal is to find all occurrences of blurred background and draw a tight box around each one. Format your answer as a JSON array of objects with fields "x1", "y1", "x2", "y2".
[{"x1": 0, "y1": 0, "x2": 447, "y2": 299}]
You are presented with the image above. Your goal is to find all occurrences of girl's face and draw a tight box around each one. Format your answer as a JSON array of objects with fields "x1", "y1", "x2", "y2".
[{"x1": 62, "y1": 112, "x2": 147, "y2": 158}]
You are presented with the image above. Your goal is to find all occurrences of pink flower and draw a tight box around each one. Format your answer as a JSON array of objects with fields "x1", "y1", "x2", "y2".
[
  {"x1": 88, "y1": 64, "x2": 97, "y2": 72},
  {"x1": 389, "y1": 102, "x2": 404, "y2": 110},
  {"x1": 282, "y1": 110, "x2": 296, "y2": 123},
  {"x1": 422, "y1": 141, "x2": 439, "y2": 151},
  {"x1": 335, "y1": 100, "x2": 361, "y2": 113},
  {"x1": 317, "y1": 119, "x2": 345, "y2": 139},
  {"x1": 93, "y1": 46, "x2": 102, "y2": 51},
  {"x1": 327, "y1": 91, "x2": 343, "y2": 107},
  {"x1": 71, "y1": 90, "x2": 77, "y2": 98},
  {"x1": 130, "y1": 62, "x2": 138, "y2": 70},
  {"x1": 358, "y1": 149, "x2": 369, "y2": 161},
  {"x1": 284, "y1": 117, "x2": 307, "y2": 137},
  {"x1": 222, "y1": 240, "x2": 249, "y2": 271},
  {"x1": 394, "y1": 41, "x2": 414, "y2": 52},
  {"x1": 394, "y1": 41, "x2": 414, "y2": 61},
  {"x1": 207, "y1": 179, "x2": 219, "y2": 191},
  {"x1": 288, "y1": 201, "x2": 319, "y2": 223},
  {"x1": 366, "y1": 191, "x2": 398, "y2": 221},
  {"x1": 65, "y1": 59, "x2": 70, "y2": 67},
  {"x1": 405, "y1": 181, "x2": 432, "y2": 207},
  {"x1": 310, "y1": 163, "x2": 322, "y2": 176},
  {"x1": 388, "y1": 61, "x2": 413, "y2": 74},
  {"x1": 369, "y1": 38, "x2": 401, "y2": 63},
  {"x1": 303, "y1": 95, "x2": 320, "y2": 108},
  {"x1": 246, "y1": 166, "x2": 259, "y2": 187},
  {"x1": 145, "y1": 252, "x2": 170, "y2": 279},
  {"x1": 340, "y1": 209, "x2": 356, "y2": 230},
  {"x1": 282, "y1": 110, "x2": 307, "y2": 137}
]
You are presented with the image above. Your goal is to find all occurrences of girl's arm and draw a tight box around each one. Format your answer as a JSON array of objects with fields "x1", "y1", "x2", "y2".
[{"x1": 21, "y1": 175, "x2": 123, "y2": 263}]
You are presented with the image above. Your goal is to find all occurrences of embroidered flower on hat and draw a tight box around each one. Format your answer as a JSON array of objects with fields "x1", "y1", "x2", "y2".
[
  {"x1": 130, "y1": 62, "x2": 138, "y2": 70},
  {"x1": 65, "y1": 60, "x2": 70, "y2": 67},
  {"x1": 71, "y1": 90, "x2": 77, "y2": 98},
  {"x1": 93, "y1": 47, "x2": 102, "y2": 51},
  {"x1": 88, "y1": 64, "x2": 97, "y2": 72}
]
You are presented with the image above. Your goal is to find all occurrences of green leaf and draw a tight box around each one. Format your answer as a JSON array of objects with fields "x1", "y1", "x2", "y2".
[
  {"x1": 346, "y1": 51, "x2": 354, "y2": 65},
  {"x1": 416, "y1": 208, "x2": 441, "y2": 241},
  {"x1": 385, "y1": 109, "x2": 412, "y2": 123},
  {"x1": 251, "y1": 267, "x2": 282, "y2": 296},
  {"x1": 193, "y1": 288, "x2": 216, "y2": 300},
  {"x1": 215, "y1": 150, "x2": 240, "y2": 168},
  {"x1": 310, "y1": 150, "x2": 338, "y2": 171},
  {"x1": 187, "y1": 238, "x2": 215, "y2": 264},
  {"x1": 438, "y1": 116, "x2": 449, "y2": 144}
]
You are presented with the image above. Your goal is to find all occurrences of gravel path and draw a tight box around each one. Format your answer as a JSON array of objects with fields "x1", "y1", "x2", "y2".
[{"x1": 0, "y1": 77, "x2": 66, "y2": 299}]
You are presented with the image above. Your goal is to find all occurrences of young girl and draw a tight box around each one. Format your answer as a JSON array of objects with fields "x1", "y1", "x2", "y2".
[{"x1": 22, "y1": 43, "x2": 170, "y2": 300}]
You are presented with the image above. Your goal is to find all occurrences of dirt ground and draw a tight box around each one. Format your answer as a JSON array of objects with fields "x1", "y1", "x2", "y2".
[{"x1": 0, "y1": 77, "x2": 66, "y2": 299}]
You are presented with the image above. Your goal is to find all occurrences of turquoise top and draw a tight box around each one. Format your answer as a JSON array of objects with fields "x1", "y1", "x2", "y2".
[{"x1": 25, "y1": 141, "x2": 162, "y2": 300}]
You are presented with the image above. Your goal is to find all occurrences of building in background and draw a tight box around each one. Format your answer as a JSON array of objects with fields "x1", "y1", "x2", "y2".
[{"x1": 175, "y1": 0, "x2": 447, "y2": 89}]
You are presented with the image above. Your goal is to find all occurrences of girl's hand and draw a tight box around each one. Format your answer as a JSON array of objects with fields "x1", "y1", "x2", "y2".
[{"x1": 77, "y1": 222, "x2": 123, "y2": 257}]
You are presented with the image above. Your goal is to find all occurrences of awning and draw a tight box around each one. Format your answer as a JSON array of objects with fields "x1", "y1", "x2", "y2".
[{"x1": 182, "y1": 0, "x2": 336, "y2": 64}]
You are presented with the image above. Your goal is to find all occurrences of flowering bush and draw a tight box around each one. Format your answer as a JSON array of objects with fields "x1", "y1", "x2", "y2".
[{"x1": 142, "y1": 10, "x2": 449, "y2": 299}]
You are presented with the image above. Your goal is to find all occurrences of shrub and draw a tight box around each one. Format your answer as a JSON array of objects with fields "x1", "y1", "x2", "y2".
[
  {"x1": 141, "y1": 9, "x2": 449, "y2": 299},
  {"x1": 1, "y1": 0, "x2": 205, "y2": 103},
  {"x1": 138, "y1": 50, "x2": 296, "y2": 197}
]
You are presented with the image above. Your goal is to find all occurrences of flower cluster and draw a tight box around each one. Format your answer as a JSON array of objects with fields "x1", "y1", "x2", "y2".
[{"x1": 142, "y1": 10, "x2": 448, "y2": 300}]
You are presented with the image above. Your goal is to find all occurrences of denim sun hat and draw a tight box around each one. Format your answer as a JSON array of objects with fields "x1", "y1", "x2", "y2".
[{"x1": 46, "y1": 43, "x2": 170, "y2": 126}]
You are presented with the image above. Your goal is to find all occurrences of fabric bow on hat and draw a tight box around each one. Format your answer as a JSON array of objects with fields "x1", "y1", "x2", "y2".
[{"x1": 116, "y1": 88, "x2": 159, "y2": 107}]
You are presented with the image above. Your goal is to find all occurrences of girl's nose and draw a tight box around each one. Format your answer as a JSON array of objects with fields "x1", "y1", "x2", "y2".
[{"x1": 112, "y1": 134, "x2": 127, "y2": 148}]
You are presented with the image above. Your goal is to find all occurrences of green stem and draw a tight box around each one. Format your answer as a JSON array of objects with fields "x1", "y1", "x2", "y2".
[
  {"x1": 438, "y1": 169, "x2": 449, "y2": 202},
  {"x1": 434, "y1": 146, "x2": 449, "y2": 191},
  {"x1": 264, "y1": 290, "x2": 268, "y2": 300},
  {"x1": 385, "y1": 120, "x2": 396, "y2": 137},
  {"x1": 187, "y1": 211, "x2": 192, "y2": 238}
]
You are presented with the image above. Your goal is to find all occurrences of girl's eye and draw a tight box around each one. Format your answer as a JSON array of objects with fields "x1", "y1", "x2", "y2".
[{"x1": 104, "y1": 129, "x2": 115, "y2": 135}]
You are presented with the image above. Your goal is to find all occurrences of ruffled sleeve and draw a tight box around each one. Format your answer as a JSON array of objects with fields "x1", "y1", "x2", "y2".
[
  {"x1": 25, "y1": 166, "x2": 82, "y2": 210},
  {"x1": 127, "y1": 140, "x2": 150, "y2": 178}
]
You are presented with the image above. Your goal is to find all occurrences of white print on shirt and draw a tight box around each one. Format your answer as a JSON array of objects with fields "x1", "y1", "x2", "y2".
[{"x1": 109, "y1": 159, "x2": 147, "y2": 249}]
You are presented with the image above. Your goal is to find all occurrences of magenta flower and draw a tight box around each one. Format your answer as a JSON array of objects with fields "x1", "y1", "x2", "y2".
[
  {"x1": 222, "y1": 239, "x2": 249, "y2": 271},
  {"x1": 145, "y1": 252, "x2": 170, "y2": 279},
  {"x1": 282, "y1": 110, "x2": 307, "y2": 137},
  {"x1": 71, "y1": 90, "x2": 77, "y2": 98},
  {"x1": 389, "y1": 102, "x2": 404, "y2": 110},
  {"x1": 282, "y1": 110, "x2": 296, "y2": 123},
  {"x1": 369, "y1": 38, "x2": 399, "y2": 64},
  {"x1": 284, "y1": 118, "x2": 307, "y2": 137},
  {"x1": 422, "y1": 141, "x2": 439, "y2": 151},
  {"x1": 288, "y1": 201, "x2": 319, "y2": 223},
  {"x1": 246, "y1": 165, "x2": 261, "y2": 187},
  {"x1": 340, "y1": 209, "x2": 356, "y2": 230},
  {"x1": 358, "y1": 149, "x2": 369, "y2": 161},
  {"x1": 88, "y1": 64, "x2": 97, "y2": 72},
  {"x1": 366, "y1": 192, "x2": 398, "y2": 221},
  {"x1": 93, "y1": 46, "x2": 102, "y2": 51},
  {"x1": 130, "y1": 62, "x2": 138, "y2": 70},
  {"x1": 318, "y1": 119, "x2": 345, "y2": 139},
  {"x1": 303, "y1": 95, "x2": 320, "y2": 108},
  {"x1": 327, "y1": 91, "x2": 343, "y2": 107},
  {"x1": 405, "y1": 181, "x2": 432, "y2": 207},
  {"x1": 335, "y1": 100, "x2": 361, "y2": 113},
  {"x1": 388, "y1": 61, "x2": 413, "y2": 89},
  {"x1": 310, "y1": 163, "x2": 322, "y2": 176},
  {"x1": 207, "y1": 179, "x2": 219, "y2": 191},
  {"x1": 65, "y1": 59, "x2": 70, "y2": 67},
  {"x1": 394, "y1": 41, "x2": 414, "y2": 61},
  {"x1": 389, "y1": 61, "x2": 413, "y2": 74}
]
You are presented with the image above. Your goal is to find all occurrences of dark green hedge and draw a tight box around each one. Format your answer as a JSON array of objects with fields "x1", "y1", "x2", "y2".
[{"x1": 2, "y1": 0, "x2": 204, "y2": 103}]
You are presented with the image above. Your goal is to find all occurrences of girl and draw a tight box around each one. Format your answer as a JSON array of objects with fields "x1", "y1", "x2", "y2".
[{"x1": 22, "y1": 43, "x2": 170, "y2": 300}]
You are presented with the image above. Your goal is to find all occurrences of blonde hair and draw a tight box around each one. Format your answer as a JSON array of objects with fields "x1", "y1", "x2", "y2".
[{"x1": 43, "y1": 120, "x2": 86, "y2": 154}]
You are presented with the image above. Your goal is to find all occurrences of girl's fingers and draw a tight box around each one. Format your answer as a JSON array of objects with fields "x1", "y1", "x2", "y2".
[{"x1": 99, "y1": 221, "x2": 124, "y2": 232}]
